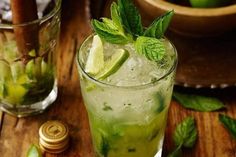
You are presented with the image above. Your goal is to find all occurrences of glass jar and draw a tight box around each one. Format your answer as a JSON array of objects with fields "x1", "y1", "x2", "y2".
[{"x1": 0, "y1": 0, "x2": 61, "y2": 117}]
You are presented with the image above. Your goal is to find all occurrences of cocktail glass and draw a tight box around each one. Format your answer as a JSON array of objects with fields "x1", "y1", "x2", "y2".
[
  {"x1": 77, "y1": 34, "x2": 177, "y2": 157},
  {"x1": 0, "y1": 0, "x2": 61, "y2": 117}
]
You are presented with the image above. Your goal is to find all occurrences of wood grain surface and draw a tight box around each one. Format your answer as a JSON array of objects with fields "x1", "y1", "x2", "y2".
[{"x1": 0, "y1": 0, "x2": 236, "y2": 157}]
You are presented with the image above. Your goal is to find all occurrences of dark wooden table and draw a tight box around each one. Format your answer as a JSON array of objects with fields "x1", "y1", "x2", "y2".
[{"x1": 0, "y1": 0, "x2": 236, "y2": 157}]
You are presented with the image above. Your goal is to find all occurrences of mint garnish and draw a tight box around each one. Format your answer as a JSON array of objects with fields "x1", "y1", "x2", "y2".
[
  {"x1": 111, "y1": 3, "x2": 123, "y2": 31},
  {"x1": 91, "y1": 19, "x2": 131, "y2": 44},
  {"x1": 135, "y1": 36, "x2": 165, "y2": 61},
  {"x1": 91, "y1": 0, "x2": 174, "y2": 61},
  {"x1": 117, "y1": 0, "x2": 143, "y2": 37},
  {"x1": 144, "y1": 11, "x2": 174, "y2": 39}
]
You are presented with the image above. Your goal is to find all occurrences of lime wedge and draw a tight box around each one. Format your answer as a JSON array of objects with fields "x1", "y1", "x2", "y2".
[
  {"x1": 85, "y1": 35, "x2": 104, "y2": 75},
  {"x1": 96, "y1": 48, "x2": 129, "y2": 80}
]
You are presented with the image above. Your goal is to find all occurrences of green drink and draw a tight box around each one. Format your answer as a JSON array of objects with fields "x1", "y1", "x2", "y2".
[
  {"x1": 77, "y1": 35, "x2": 177, "y2": 157},
  {"x1": 77, "y1": 0, "x2": 177, "y2": 156}
]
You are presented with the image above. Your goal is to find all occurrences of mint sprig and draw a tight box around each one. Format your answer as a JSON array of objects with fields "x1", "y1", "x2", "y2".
[
  {"x1": 111, "y1": 2, "x2": 123, "y2": 31},
  {"x1": 118, "y1": 0, "x2": 143, "y2": 37},
  {"x1": 91, "y1": 19, "x2": 131, "y2": 44},
  {"x1": 168, "y1": 117, "x2": 197, "y2": 157},
  {"x1": 91, "y1": 0, "x2": 174, "y2": 61},
  {"x1": 144, "y1": 11, "x2": 174, "y2": 39}
]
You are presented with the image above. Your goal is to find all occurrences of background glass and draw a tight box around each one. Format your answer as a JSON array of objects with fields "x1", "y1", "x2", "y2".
[{"x1": 0, "y1": 0, "x2": 61, "y2": 117}]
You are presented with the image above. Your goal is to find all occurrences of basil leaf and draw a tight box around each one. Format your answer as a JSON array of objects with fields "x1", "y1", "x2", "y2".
[
  {"x1": 173, "y1": 117, "x2": 197, "y2": 148},
  {"x1": 118, "y1": 0, "x2": 143, "y2": 37},
  {"x1": 167, "y1": 144, "x2": 182, "y2": 157},
  {"x1": 173, "y1": 92, "x2": 225, "y2": 112},
  {"x1": 144, "y1": 10, "x2": 174, "y2": 39},
  {"x1": 27, "y1": 144, "x2": 42, "y2": 157},
  {"x1": 135, "y1": 36, "x2": 165, "y2": 61},
  {"x1": 91, "y1": 19, "x2": 130, "y2": 44},
  {"x1": 219, "y1": 114, "x2": 236, "y2": 139}
]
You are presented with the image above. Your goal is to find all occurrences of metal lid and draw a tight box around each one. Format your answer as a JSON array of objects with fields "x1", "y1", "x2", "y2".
[
  {"x1": 39, "y1": 121, "x2": 69, "y2": 143},
  {"x1": 39, "y1": 142, "x2": 69, "y2": 154},
  {"x1": 39, "y1": 137, "x2": 69, "y2": 150}
]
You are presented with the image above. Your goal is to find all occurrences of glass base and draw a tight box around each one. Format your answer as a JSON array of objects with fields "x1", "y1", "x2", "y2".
[{"x1": 0, "y1": 82, "x2": 58, "y2": 117}]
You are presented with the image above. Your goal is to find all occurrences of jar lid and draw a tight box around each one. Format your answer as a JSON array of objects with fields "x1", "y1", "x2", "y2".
[
  {"x1": 39, "y1": 142, "x2": 69, "y2": 154},
  {"x1": 39, "y1": 137, "x2": 69, "y2": 150},
  {"x1": 39, "y1": 120, "x2": 69, "y2": 154},
  {"x1": 39, "y1": 121, "x2": 69, "y2": 143}
]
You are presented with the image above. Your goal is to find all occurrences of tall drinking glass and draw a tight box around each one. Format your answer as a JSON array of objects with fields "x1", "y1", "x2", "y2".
[
  {"x1": 0, "y1": 0, "x2": 61, "y2": 117},
  {"x1": 77, "y1": 34, "x2": 177, "y2": 157}
]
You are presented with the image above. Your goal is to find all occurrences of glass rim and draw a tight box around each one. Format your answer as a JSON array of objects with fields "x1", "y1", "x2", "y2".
[
  {"x1": 76, "y1": 34, "x2": 178, "y2": 90},
  {"x1": 0, "y1": 0, "x2": 61, "y2": 28}
]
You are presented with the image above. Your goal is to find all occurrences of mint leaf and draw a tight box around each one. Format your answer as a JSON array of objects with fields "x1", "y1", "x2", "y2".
[
  {"x1": 91, "y1": 19, "x2": 131, "y2": 44},
  {"x1": 173, "y1": 117, "x2": 197, "y2": 148},
  {"x1": 27, "y1": 144, "x2": 42, "y2": 157},
  {"x1": 173, "y1": 92, "x2": 225, "y2": 112},
  {"x1": 91, "y1": 19, "x2": 129, "y2": 44},
  {"x1": 219, "y1": 114, "x2": 236, "y2": 139},
  {"x1": 167, "y1": 144, "x2": 182, "y2": 157},
  {"x1": 118, "y1": 0, "x2": 143, "y2": 37},
  {"x1": 168, "y1": 117, "x2": 197, "y2": 157},
  {"x1": 135, "y1": 36, "x2": 165, "y2": 61},
  {"x1": 101, "y1": 18, "x2": 119, "y2": 30},
  {"x1": 144, "y1": 10, "x2": 174, "y2": 39},
  {"x1": 154, "y1": 92, "x2": 165, "y2": 113},
  {"x1": 111, "y1": 2, "x2": 123, "y2": 31}
]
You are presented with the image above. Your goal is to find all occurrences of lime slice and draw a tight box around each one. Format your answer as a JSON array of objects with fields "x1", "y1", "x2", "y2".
[
  {"x1": 27, "y1": 144, "x2": 43, "y2": 157},
  {"x1": 96, "y1": 48, "x2": 129, "y2": 80},
  {"x1": 85, "y1": 35, "x2": 104, "y2": 75}
]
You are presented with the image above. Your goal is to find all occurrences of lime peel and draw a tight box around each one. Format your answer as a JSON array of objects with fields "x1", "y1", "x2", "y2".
[
  {"x1": 85, "y1": 48, "x2": 129, "y2": 91},
  {"x1": 96, "y1": 48, "x2": 129, "y2": 80}
]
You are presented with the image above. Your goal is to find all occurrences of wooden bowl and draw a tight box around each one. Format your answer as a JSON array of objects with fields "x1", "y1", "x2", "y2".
[{"x1": 135, "y1": 0, "x2": 236, "y2": 37}]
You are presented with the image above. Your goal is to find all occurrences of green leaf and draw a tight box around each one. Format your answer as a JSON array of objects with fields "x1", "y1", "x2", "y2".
[
  {"x1": 167, "y1": 144, "x2": 182, "y2": 157},
  {"x1": 173, "y1": 92, "x2": 225, "y2": 112},
  {"x1": 118, "y1": 0, "x2": 143, "y2": 37},
  {"x1": 173, "y1": 117, "x2": 197, "y2": 148},
  {"x1": 144, "y1": 10, "x2": 174, "y2": 39},
  {"x1": 135, "y1": 36, "x2": 165, "y2": 61},
  {"x1": 111, "y1": 2, "x2": 123, "y2": 31},
  {"x1": 219, "y1": 114, "x2": 236, "y2": 139},
  {"x1": 100, "y1": 135, "x2": 110, "y2": 157},
  {"x1": 27, "y1": 144, "x2": 42, "y2": 157},
  {"x1": 154, "y1": 92, "x2": 165, "y2": 113},
  {"x1": 91, "y1": 19, "x2": 130, "y2": 44},
  {"x1": 101, "y1": 18, "x2": 118, "y2": 30}
]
